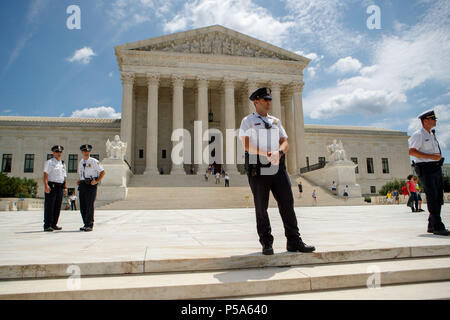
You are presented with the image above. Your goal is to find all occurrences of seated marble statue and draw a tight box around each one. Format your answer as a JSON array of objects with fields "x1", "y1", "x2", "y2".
[
  {"x1": 106, "y1": 135, "x2": 127, "y2": 160},
  {"x1": 327, "y1": 139, "x2": 347, "y2": 163}
]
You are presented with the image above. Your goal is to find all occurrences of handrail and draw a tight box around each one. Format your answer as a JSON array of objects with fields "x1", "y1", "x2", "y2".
[{"x1": 299, "y1": 161, "x2": 327, "y2": 174}]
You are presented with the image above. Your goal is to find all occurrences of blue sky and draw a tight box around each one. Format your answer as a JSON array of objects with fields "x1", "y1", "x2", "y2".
[{"x1": 0, "y1": 0, "x2": 449, "y2": 160}]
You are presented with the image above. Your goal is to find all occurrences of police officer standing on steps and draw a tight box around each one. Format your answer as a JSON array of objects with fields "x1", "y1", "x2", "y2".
[
  {"x1": 239, "y1": 87, "x2": 315, "y2": 255},
  {"x1": 77, "y1": 144, "x2": 105, "y2": 232},
  {"x1": 409, "y1": 110, "x2": 449, "y2": 236},
  {"x1": 43, "y1": 145, "x2": 67, "y2": 232}
]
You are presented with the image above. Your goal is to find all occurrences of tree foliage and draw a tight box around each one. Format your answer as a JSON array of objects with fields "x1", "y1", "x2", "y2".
[{"x1": 0, "y1": 173, "x2": 37, "y2": 198}]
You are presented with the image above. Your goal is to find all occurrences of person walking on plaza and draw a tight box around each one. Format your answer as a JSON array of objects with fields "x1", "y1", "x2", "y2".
[
  {"x1": 343, "y1": 185, "x2": 349, "y2": 201},
  {"x1": 413, "y1": 176, "x2": 425, "y2": 212},
  {"x1": 409, "y1": 110, "x2": 449, "y2": 236},
  {"x1": 224, "y1": 173, "x2": 230, "y2": 187},
  {"x1": 43, "y1": 145, "x2": 67, "y2": 232},
  {"x1": 77, "y1": 144, "x2": 105, "y2": 232},
  {"x1": 239, "y1": 87, "x2": 315, "y2": 255},
  {"x1": 298, "y1": 181, "x2": 303, "y2": 198},
  {"x1": 331, "y1": 181, "x2": 337, "y2": 195},
  {"x1": 393, "y1": 189, "x2": 400, "y2": 205},
  {"x1": 215, "y1": 172, "x2": 221, "y2": 184},
  {"x1": 312, "y1": 190, "x2": 317, "y2": 206},
  {"x1": 69, "y1": 193, "x2": 77, "y2": 211},
  {"x1": 406, "y1": 174, "x2": 419, "y2": 212}
]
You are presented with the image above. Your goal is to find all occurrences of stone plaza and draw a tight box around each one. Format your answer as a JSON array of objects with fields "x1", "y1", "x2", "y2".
[{"x1": 0, "y1": 204, "x2": 449, "y2": 299}]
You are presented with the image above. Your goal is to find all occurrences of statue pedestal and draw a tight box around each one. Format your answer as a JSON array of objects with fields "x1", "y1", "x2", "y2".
[
  {"x1": 303, "y1": 160, "x2": 362, "y2": 198},
  {"x1": 97, "y1": 159, "x2": 132, "y2": 201}
]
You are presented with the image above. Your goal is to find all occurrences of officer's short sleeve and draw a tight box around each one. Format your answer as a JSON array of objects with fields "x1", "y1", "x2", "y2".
[
  {"x1": 278, "y1": 120, "x2": 288, "y2": 139},
  {"x1": 408, "y1": 131, "x2": 422, "y2": 150},
  {"x1": 44, "y1": 160, "x2": 51, "y2": 173},
  {"x1": 78, "y1": 160, "x2": 83, "y2": 179},
  {"x1": 95, "y1": 159, "x2": 104, "y2": 173},
  {"x1": 239, "y1": 117, "x2": 251, "y2": 137}
]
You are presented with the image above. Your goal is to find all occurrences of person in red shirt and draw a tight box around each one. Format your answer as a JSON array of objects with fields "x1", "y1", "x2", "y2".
[{"x1": 406, "y1": 174, "x2": 418, "y2": 212}]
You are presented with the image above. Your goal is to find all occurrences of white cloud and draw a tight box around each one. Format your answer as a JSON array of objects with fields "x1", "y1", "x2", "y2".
[
  {"x1": 70, "y1": 106, "x2": 121, "y2": 119},
  {"x1": 328, "y1": 57, "x2": 362, "y2": 74},
  {"x1": 2, "y1": 109, "x2": 12, "y2": 114},
  {"x1": 108, "y1": 71, "x2": 114, "y2": 78},
  {"x1": 67, "y1": 47, "x2": 97, "y2": 64},
  {"x1": 304, "y1": 0, "x2": 450, "y2": 120},
  {"x1": 163, "y1": 0, "x2": 294, "y2": 46},
  {"x1": 310, "y1": 88, "x2": 407, "y2": 119}
]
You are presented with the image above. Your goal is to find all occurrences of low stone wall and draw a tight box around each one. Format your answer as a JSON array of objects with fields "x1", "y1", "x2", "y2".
[{"x1": 0, "y1": 198, "x2": 44, "y2": 211}]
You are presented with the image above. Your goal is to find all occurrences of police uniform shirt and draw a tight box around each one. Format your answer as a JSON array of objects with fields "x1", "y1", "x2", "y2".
[
  {"x1": 239, "y1": 113, "x2": 288, "y2": 154},
  {"x1": 78, "y1": 157, "x2": 104, "y2": 180},
  {"x1": 408, "y1": 127, "x2": 441, "y2": 163},
  {"x1": 44, "y1": 158, "x2": 67, "y2": 184}
]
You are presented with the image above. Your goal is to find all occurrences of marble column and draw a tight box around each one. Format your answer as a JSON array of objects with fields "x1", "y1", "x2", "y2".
[
  {"x1": 270, "y1": 81, "x2": 282, "y2": 119},
  {"x1": 283, "y1": 89, "x2": 297, "y2": 174},
  {"x1": 120, "y1": 72, "x2": 135, "y2": 166},
  {"x1": 144, "y1": 73, "x2": 160, "y2": 175},
  {"x1": 171, "y1": 75, "x2": 185, "y2": 175},
  {"x1": 195, "y1": 76, "x2": 209, "y2": 175},
  {"x1": 246, "y1": 79, "x2": 258, "y2": 115},
  {"x1": 223, "y1": 78, "x2": 239, "y2": 174},
  {"x1": 292, "y1": 81, "x2": 306, "y2": 170}
]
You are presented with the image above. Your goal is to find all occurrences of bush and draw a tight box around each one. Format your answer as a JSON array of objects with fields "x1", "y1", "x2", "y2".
[
  {"x1": 364, "y1": 197, "x2": 372, "y2": 203},
  {"x1": 0, "y1": 173, "x2": 37, "y2": 198},
  {"x1": 379, "y1": 179, "x2": 406, "y2": 196}
]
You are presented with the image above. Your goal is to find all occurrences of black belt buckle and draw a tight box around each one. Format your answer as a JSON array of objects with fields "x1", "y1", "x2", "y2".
[{"x1": 84, "y1": 178, "x2": 93, "y2": 185}]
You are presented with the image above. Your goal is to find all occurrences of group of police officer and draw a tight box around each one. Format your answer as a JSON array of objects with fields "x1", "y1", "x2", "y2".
[
  {"x1": 43, "y1": 144, "x2": 105, "y2": 232},
  {"x1": 42, "y1": 88, "x2": 448, "y2": 253}
]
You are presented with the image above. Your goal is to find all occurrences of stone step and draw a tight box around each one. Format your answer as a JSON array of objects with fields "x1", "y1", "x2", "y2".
[
  {"x1": 1, "y1": 245, "x2": 449, "y2": 280},
  {"x1": 1, "y1": 257, "x2": 449, "y2": 300},
  {"x1": 230, "y1": 281, "x2": 450, "y2": 300}
]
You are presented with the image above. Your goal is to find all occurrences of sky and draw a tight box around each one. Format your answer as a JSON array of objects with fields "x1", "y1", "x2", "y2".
[{"x1": 0, "y1": 0, "x2": 449, "y2": 161}]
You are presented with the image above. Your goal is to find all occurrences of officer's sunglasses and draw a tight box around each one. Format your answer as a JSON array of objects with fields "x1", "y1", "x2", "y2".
[{"x1": 54, "y1": 151, "x2": 62, "y2": 153}]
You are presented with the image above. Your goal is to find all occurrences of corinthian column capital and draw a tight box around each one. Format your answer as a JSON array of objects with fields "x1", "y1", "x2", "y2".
[
  {"x1": 196, "y1": 76, "x2": 208, "y2": 88},
  {"x1": 290, "y1": 81, "x2": 305, "y2": 93},
  {"x1": 146, "y1": 73, "x2": 160, "y2": 86},
  {"x1": 172, "y1": 75, "x2": 185, "y2": 87},
  {"x1": 222, "y1": 77, "x2": 235, "y2": 89},
  {"x1": 121, "y1": 72, "x2": 135, "y2": 85}
]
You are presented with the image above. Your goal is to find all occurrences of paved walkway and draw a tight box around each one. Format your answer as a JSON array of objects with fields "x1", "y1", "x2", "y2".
[{"x1": 0, "y1": 205, "x2": 449, "y2": 266}]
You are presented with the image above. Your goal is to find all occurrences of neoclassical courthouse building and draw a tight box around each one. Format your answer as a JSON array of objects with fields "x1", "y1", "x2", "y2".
[{"x1": 0, "y1": 26, "x2": 411, "y2": 196}]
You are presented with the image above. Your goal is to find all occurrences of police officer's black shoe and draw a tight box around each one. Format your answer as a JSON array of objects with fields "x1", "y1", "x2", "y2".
[
  {"x1": 84, "y1": 227, "x2": 93, "y2": 232},
  {"x1": 79, "y1": 226, "x2": 86, "y2": 231},
  {"x1": 44, "y1": 227, "x2": 54, "y2": 232},
  {"x1": 52, "y1": 226, "x2": 62, "y2": 231},
  {"x1": 433, "y1": 229, "x2": 450, "y2": 236},
  {"x1": 262, "y1": 244, "x2": 274, "y2": 255},
  {"x1": 287, "y1": 241, "x2": 316, "y2": 253},
  {"x1": 427, "y1": 228, "x2": 433, "y2": 233}
]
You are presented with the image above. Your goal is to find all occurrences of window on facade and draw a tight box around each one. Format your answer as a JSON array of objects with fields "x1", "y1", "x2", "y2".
[
  {"x1": 47, "y1": 154, "x2": 53, "y2": 160},
  {"x1": 318, "y1": 157, "x2": 326, "y2": 164},
  {"x1": 139, "y1": 149, "x2": 144, "y2": 159},
  {"x1": 68, "y1": 154, "x2": 78, "y2": 173},
  {"x1": 370, "y1": 186, "x2": 376, "y2": 194},
  {"x1": 91, "y1": 154, "x2": 99, "y2": 160},
  {"x1": 306, "y1": 157, "x2": 310, "y2": 168},
  {"x1": 24, "y1": 154, "x2": 34, "y2": 173},
  {"x1": 351, "y1": 157, "x2": 359, "y2": 174},
  {"x1": 1, "y1": 154, "x2": 12, "y2": 173},
  {"x1": 162, "y1": 149, "x2": 167, "y2": 159},
  {"x1": 382, "y1": 158, "x2": 390, "y2": 174},
  {"x1": 366, "y1": 158, "x2": 374, "y2": 174}
]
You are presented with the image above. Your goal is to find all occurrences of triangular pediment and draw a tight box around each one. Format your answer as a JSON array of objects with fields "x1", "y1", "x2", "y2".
[{"x1": 116, "y1": 25, "x2": 309, "y2": 63}]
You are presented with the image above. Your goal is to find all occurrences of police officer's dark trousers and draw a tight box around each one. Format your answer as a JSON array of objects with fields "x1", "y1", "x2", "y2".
[
  {"x1": 79, "y1": 183, "x2": 97, "y2": 228},
  {"x1": 44, "y1": 182, "x2": 64, "y2": 229},
  {"x1": 248, "y1": 166, "x2": 301, "y2": 246},
  {"x1": 418, "y1": 164, "x2": 445, "y2": 231}
]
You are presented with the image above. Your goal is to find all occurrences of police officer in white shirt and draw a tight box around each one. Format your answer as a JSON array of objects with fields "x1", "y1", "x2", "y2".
[
  {"x1": 239, "y1": 87, "x2": 315, "y2": 255},
  {"x1": 77, "y1": 144, "x2": 105, "y2": 232},
  {"x1": 409, "y1": 110, "x2": 448, "y2": 236},
  {"x1": 43, "y1": 145, "x2": 67, "y2": 232}
]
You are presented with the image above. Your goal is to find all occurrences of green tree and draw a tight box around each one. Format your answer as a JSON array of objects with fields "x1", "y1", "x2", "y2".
[
  {"x1": 379, "y1": 179, "x2": 406, "y2": 196},
  {"x1": 0, "y1": 173, "x2": 37, "y2": 198},
  {"x1": 444, "y1": 175, "x2": 450, "y2": 193}
]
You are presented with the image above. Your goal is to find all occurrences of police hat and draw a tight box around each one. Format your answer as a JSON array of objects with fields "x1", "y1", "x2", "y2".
[
  {"x1": 249, "y1": 87, "x2": 272, "y2": 101},
  {"x1": 80, "y1": 144, "x2": 93, "y2": 152},
  {"x1": 418, "y1": 110, "x2": 437, "y2": 120},
  {"x1": 51, "y1": 145, "x2": 64, "y2": 152}
]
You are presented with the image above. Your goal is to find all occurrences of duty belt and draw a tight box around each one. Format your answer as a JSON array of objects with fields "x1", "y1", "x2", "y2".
[{"x1": 48, "y1": 181, "x2": 64, "y2": 187}]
